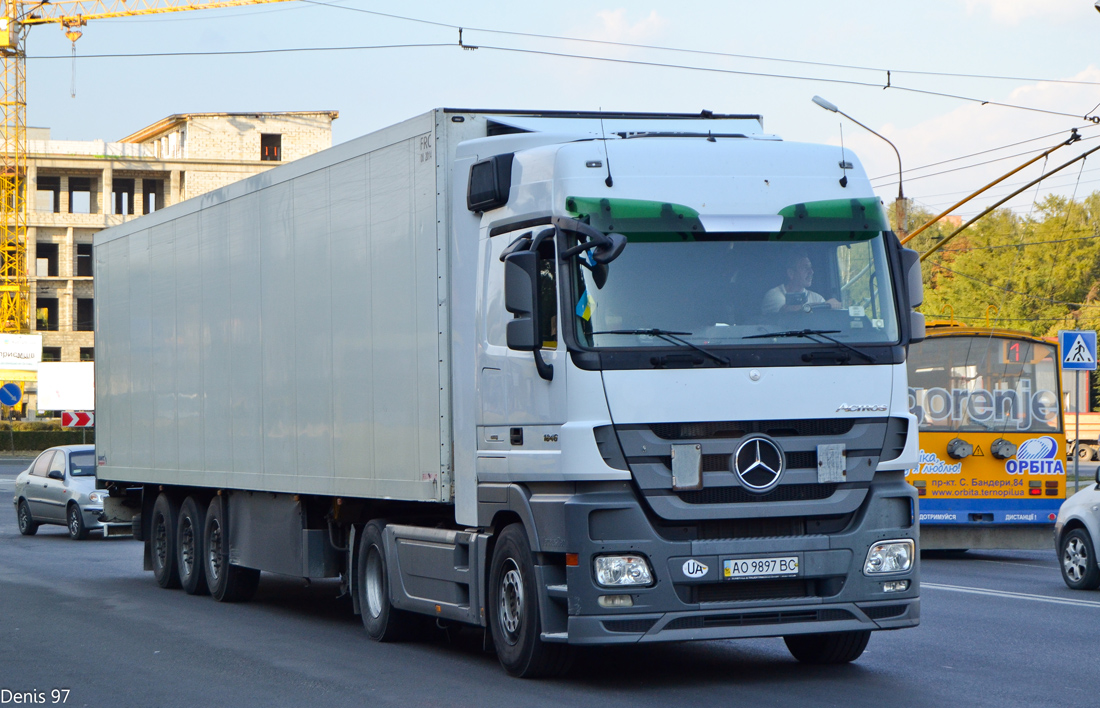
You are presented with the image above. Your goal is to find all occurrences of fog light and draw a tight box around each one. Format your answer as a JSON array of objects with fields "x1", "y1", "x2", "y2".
[
  {"x1": 594, "y1": 554, "x2": 654, "y2": 587},
  {"x1": 598, "y1": 595, "x2": 634, "y2": 608},
  {"x1": 883, "y1": 580, "x2": 909, "y2": 593},
  {"x1": 864, "y1": 539, "x2": 914, "y2": 575}
]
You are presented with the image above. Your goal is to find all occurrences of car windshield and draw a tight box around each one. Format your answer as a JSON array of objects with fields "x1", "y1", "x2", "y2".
[
  {"x1": 69, "y1": 451, "x2": 96, "y2": 477},
  {"x1": 907, "y1": 334, "x2": 1061, "y2": 433},
  {"x1": 567, "y1": 197, "x2": 901, "y2": 349}
]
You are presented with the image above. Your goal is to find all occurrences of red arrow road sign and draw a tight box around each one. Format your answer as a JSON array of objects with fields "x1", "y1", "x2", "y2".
[{"x1": 61, "y1": 411, "x2": 94, "y2": 428}]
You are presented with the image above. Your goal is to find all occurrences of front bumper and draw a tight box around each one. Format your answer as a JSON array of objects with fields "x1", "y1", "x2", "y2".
[{"x1": 547, "y1": 473, "x2": 920, "y2": 645}]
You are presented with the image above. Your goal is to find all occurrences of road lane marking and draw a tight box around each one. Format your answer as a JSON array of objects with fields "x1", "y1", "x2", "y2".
[{"x1": 923, "y1": 582, "x2": 1100, "y2": 608}]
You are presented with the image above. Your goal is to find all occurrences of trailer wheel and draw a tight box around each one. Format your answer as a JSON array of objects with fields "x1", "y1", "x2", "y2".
[
  {"x1": 488, "y1": 523, "x2": 573, "y2": 678},
  {"x1": 1075, "y1": 442, "x2": 1095, "y2": 461},
  {"x1": 784, "y1": 630, "x2": 871, "y2": 664},
  {"x1": 177, "y1": 496, "x2": 209, "y2": 595},
  {"x1": 1060, "y1": 528, "x2": 1100, "y2": 590},
  {"x1": 17, "y1": 499, "x2": 39, "y2": 536},
  {"x1": 150, "y1": 493, "x2": 182, "y2": 589},
  {"x1": 357, "y1": 521, "x2": 419, "y2": 642},
  {"x1": 203, "y1": 495, "x2": 260, "y2": 602}
]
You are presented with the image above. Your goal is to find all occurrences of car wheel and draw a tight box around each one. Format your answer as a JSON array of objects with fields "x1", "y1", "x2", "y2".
[
  {"x1": 67, "y1": 503, "x2": 89, "y2": 540},
  {"x1": 488, "y1": 523, "x2": 573, "y2": 678},
  {"x1": 16, "y1": 499, "x2": 38, "y2": 536},
  {"x1": 177, "y1": 496, "x2": 209, "y2": 596},
  {"x1": 784, "y1": 630, "x2": 872, "y2": 664},
  {"x1": 357, "y1": 521, "x2": 421, "y2": 642},
  {"x1": 203, "y1": 495, "x2": 260, "y2": 602},
  {"x1": 1060, "y1": 528, "x2": 1100, "y2": 590},
  {"x1": 151, "y1": 493, "x2": 182, "y2": 589}
]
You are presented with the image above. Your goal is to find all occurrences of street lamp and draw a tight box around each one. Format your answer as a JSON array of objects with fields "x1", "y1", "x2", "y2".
[{"x1": 812, "y1": 95, "x2": 907, "y2": 237}]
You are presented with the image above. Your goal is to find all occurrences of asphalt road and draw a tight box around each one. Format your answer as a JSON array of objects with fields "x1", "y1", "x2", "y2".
[{"x1": 2, "y1": 457, "x2": 1099, "y2": 708}]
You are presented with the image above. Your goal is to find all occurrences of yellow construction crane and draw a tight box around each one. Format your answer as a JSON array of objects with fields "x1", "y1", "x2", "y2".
[{"x1": 0, "y1": 0, "x2": 297, "y2": 332}]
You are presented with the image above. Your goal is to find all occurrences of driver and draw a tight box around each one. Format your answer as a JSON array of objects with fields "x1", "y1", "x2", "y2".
[{"x1": 762, "y1": 252, "x2": 842, "y2": 315}]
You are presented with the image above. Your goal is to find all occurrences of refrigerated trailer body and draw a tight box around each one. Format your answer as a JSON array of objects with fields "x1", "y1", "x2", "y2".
[{"x1": 95, "y1": 108, "x2": 925, "y2": 676}]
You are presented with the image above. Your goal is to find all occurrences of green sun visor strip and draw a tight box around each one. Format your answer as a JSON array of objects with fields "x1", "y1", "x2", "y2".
[
  {"x1": 565, "y1": 196, "x2": 887, "y2": 242},
  {"x1": 777, "y1": 198, "x2": 888, "y2": 236},
  {"x1": 566, "y1": 196, "x2": 704, "y2": 235}
]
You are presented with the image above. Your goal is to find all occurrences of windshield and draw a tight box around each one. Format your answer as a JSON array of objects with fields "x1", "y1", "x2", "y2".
[
  {"x1": 69, "y1": 451, "x2": 96, "y2": 476},
  {"x1": 907, "y1": 335, "x2": 1061, "y2": 433},
  {"x1": 567, "y1": 197, "x2": 901, "y2": 349}
]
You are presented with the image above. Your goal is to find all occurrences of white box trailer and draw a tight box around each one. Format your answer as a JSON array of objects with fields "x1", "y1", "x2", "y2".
[{"x1": 94, "y1": 109, "x2": 925, "y2": 677}]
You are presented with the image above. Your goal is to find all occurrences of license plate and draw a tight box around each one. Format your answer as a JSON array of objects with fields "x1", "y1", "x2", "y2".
[{"x1": 723, "y1": 556, "x2": 799, "y2": 580}]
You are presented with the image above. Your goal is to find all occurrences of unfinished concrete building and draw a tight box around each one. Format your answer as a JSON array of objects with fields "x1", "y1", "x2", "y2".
[{"x1": 26, "y1": 111, "x2": 338, "y2": 411}]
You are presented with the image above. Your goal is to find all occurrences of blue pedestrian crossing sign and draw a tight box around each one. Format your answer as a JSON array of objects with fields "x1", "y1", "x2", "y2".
[{"x1": 1060, "y1": 330, "x2": 1097, "y2": 371}]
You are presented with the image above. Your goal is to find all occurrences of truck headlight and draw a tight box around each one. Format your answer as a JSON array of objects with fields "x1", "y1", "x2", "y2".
[
  {"x1": 88, "y1": 492, "x2": 104, "y2": 504},
  {"x1": 864, "y1": 540, "x2": 914, "y2": 575},
  {"x1": 594, "y1": 554, "x2": 654, "y2": 587}
]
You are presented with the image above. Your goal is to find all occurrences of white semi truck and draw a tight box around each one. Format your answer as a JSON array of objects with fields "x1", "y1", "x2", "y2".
[{"x1": 95, "y1": 108, "x2": 925, "y2": 677}]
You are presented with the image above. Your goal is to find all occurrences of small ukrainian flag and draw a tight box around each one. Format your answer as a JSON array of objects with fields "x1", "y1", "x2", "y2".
[{"x1": 576, "y1": 290, "x2": 592, "y2": 321}]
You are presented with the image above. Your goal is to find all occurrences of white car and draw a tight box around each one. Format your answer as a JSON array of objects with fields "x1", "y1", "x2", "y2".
[
  {"x1": 1055, "y1": 469, "x2": 1100, "y2": 590},
  {"x1": 12, "y1": 445, "x2": 125, "y2": 540}
]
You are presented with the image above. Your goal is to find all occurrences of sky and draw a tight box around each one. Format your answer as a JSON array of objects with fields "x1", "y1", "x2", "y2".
[{"x1": 20, "y1": 0, "x2": 1100, "y2": 223}]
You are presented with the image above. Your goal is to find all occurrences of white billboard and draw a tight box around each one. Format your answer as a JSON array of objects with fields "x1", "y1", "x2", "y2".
[{"x1": 37, "y1": 362, "x2": 94, "y2": 411}]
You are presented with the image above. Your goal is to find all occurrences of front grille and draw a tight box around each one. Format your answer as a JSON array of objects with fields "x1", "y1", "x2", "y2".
[
  {"x1": 675, "y1": 483, "x2": 838, "y2": 505},
  {"x1": 665, "y1": 609, "x2": 854, "y2": 630},
  {"x1": 602, "y1": 618, "x2": 658, "y2": 634},
  {"x1": 861, "y1": 604, "x2": 908, "y2": 620},
  {"x1": 691, "y1": 579, "x2": 815, "y2": 603},
  {"x1": 651, "y1": 419, "x2": 854, "y2": 440},
  {"x1": 660, "y1": 450, "x2": 817, "y2": 473},
  {"x1": 654, "y1": 512, "x2": 854, "y2": 541}
]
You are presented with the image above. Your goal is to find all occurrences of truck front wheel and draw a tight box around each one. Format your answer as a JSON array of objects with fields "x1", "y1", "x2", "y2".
[
  {"x1": 784, "y1": 630, "x2": 871, "y2": 664},
  {"x1": 151, "y1": 493, "x2": 181, "y2": 589},
  {"x1": 488, "y1": 523, "x2": 572, "y2": 678}
]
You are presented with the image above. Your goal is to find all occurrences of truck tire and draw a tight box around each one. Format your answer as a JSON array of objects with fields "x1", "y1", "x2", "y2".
[
  {"x1": 784, "y1": 630, "x2": 871, "y2": 664},
  {"x1": 1060, "y1": 528, "x2": 1100, "y2": 590},
  {"x1": 1076, "y1": 442, "x2": 1095, "y2": 461},
  {"x1": 488, "y1": 523, "x2": 573, "y2": 678},
  {"x1": 203, "y1": 495, "x2": 260, "y2": 602},
  {"x1": 67, "y1": 503, "x2": 89, "y2": 540},
  {"x1": 151, "y1": 493, "x2": 182, "y2": 589},
  {"x1": 17, "y1": 499, "x2": 39, "y2": 536},
  {"x1": 177, "y1": 496, "x2": 209, "y2": 595},
  {"x1": 357, "y1": 521, "x2": 420, "y2": 642}
]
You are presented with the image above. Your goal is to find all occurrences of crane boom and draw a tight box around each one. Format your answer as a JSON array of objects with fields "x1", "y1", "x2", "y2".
[{"x1": 0, "y1": 0, "x2": 298, "y2": 334}]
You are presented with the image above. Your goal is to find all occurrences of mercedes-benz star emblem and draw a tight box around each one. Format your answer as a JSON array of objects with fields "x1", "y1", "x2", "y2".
[{"x1": 733, "y1": 436, "x2": 785, "y2": 493}]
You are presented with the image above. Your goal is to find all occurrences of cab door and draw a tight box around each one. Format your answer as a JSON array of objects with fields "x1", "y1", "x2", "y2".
[{"x1": 476, "y1": 228, "x2": 567, "y2": 479}]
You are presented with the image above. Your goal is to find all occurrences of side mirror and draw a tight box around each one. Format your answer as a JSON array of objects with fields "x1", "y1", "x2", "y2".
[
  {"x1": 504, "y1": 250, "x2": 553, "y2": 381},
  {"x1": 48, "y1": 470, "x2": 64, "y2": 481},
  {"x1": 900, "y1": 247, "x2": 923, "y2": 308},
  {"x1": 909, "y1": 310, "x2": 925, "y2": 344},
  {"x1": 504, "y1": 250, "x2": 540, "y2": 352}
]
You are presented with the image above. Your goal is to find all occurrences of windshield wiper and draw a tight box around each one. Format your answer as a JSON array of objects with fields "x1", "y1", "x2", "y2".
[
  {"x1": 742, "y1": 329, "x2": 876, "y2": 363},
  {"x1": 592, "y1": 329, "x2": 731, "y2": 367}
]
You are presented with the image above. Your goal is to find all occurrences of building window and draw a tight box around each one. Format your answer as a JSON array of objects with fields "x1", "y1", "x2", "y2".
[
  {"x1": 36, "y1": 242, "x2": 58, "y2": 277},
  {"x1": 76, "y1": 298, "x2": 93, "y2": 331},
  {"x1": 112, "y1": 178, "x2": 135, "y2": 215},
  {"x1": 261, "y1": 133, "x2": 282, "y2": 161},
  {"x1": 76, "y1": 243, "x2": 93, "y2": 277},
  {"x1": 36, "y1": 176, "x2": 60, "y2": 213},
  {"x1": 80, "y1": 347, "x2": 94, "y2": 362},
  {"x1": 42, "y1": 346, "x2": 61, "y2": 362},
  {"x1": 36, "y1": 298, "x2": 58, "y2": 331},
  {"x1": 69, "y1": 177, "x2": 92, "y2": 214}
]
